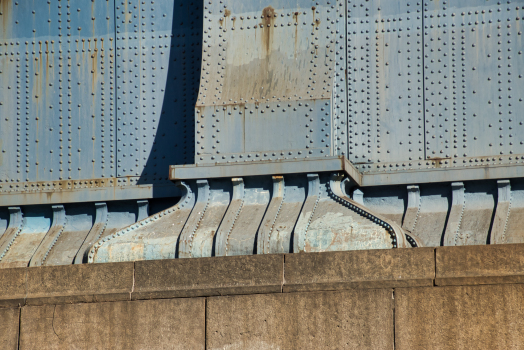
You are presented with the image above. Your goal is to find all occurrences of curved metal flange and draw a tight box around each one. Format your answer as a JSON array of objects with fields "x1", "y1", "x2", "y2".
[
  {"x1": 257, "y1": 175, "x2": 307, "y2": 254},
  {"x1": 0, "y1": 206, "x2": 52, "y2": 268},
  {"x1": 215, "y1": 178, "x2": 246, "y2": 257},
  {"x1": 491, "y1": 180, "x2": 512, "y2": 244},
  {"x1": 178, "y1": 179, "x2": 233, "y2": 258},
  {"x1": 0, "y1": 207, "x2": 24, "y2": 262},
  {"x1": 443, "y1": 182, "x2": 466, "y2": 246},
  {"x1": 29, "y1": 205, "x2": 67, "y2": 267},
  {"x1": 294, "y1": 173, "x2": 409, "y2": 253},
  {"x1": 88, "y1": 181, "x2": 196, "y2": 263},
  {"x1": 215, "y1": 177, "x2": 273, "y2": 256},
  {"x1": 74, "y1": 202, "x2": 109, "y2": 264}
]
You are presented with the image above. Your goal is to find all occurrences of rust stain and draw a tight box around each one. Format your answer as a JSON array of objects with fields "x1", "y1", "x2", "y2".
[
  {"x1": 91, "y1": 0, "x2": 95, "y2": 37},
  {"x1": 426, "y1": 157, "x2": 450, "y2": 168},
  {"x1": 91, "y1": 39, "x2": 98, "y2": 95},
  {"x1": 0, "y1": 0, "x2": 12, "y2": 40},
  {"x1": 261, "y1": 6, "x2": 276, "y2": 55},
  {"x1": 45, "y1": 41, "x2": 49, "y2": 85},
  {"x1": 294, "y1": 11, "x2": 299, "y2": 58},
  {"x1": 224, "y1": 9, "x2": 231, "y2": 17}
]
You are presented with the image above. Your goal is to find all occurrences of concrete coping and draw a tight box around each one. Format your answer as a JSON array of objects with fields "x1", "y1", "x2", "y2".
[{"x1": 2, "y1": 244, "x2": 524, "y2": 307}]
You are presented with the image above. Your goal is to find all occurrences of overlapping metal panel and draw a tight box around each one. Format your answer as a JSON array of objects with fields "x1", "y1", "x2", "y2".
[{"x1": 195, "y1": 0, "x2": 338, "y2": 164}]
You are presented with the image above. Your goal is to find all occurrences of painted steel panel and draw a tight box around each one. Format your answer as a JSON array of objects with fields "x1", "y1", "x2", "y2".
[
  {"x1": 195, "y1": 0, "x2": 337, "y2": 164},
  {"x1": 0, "y1": 0, "x2": 115, "y2": 183},
  {"x1": 424, "y1": 0, "x2": 524, "y2": 165},
  {"x1": 116, "y1": 0, "x2": 201, "y2": 178},
  {"x1": 347, "y1": 0, "x2": 424, "y2": 168}
]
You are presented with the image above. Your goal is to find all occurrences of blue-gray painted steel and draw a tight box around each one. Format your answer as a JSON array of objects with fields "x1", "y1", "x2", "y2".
[
  {"x1": 2, "y1": 0, "x2": 524, "y2": 206},
  {"x1": 88, "y1": 171, "x2": 409, "y2": 263},
  {"x1": 0, "y1": 0, "x2": 202, "y2": 205},
  {"x1": 1, "y1": 0, "x2": 524, "y2": 266}
]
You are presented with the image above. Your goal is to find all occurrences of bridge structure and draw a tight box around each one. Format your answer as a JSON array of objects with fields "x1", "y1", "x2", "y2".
[{"x1": 1, "y1": 1, "x2": 524, "y2": 348}]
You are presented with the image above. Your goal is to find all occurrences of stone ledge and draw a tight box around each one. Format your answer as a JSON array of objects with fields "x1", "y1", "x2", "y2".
[
  {"x1": 25, "y1": 262, "x2": 134, "y2": 305},
  {"x1": 436, "y1": 244, "x2": 524, "y2": 286},
  {"x1": 133, "y1": 254, "x2": 284, "y2": 300},
  {"x1": 3, "y1": 244, "x2": 524, "y2": 306},
  {"x1": 284, "y1": 248, "x2": 435, "y2": 292},
  {"x1": 0, "y1": 268, "x2": 26, "y2": 307}
]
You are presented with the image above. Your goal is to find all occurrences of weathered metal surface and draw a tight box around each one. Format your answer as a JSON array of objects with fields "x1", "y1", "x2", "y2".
[
  {"x1": 498, "y1": 179, "x2": 524, "y2": 244},
  {"x1": 347, "y1": 0, "x2": 424, "y2": 165},
  {"x1": 88, "y1": 171, "x2": 414, "y2": 263},
  {"x1": 195, "y1": 0, "x2": 338, "y2": 164},
  {"x1": 74, "y1": 202, "x2": 108, "y2": 264},
  {"x1": 294, "y1": 173, "x2": 407, "y2": 252},
  {"x1": 257, "y1": 175, "x2": 306, "y2": 254},
  {"x1": 29, "y1": 205, "x2": 66, "y2": 266},
  {"x1": 349, "y1": 0, "x2": 524, "y2": 176},
  {"x1": 0, "y1": 207, "x2": 23, "y2": 262},
  {"x1": 0, "y1": 0, "x2": 201, "y2": 206},
  {"x1": 215, "y1": 177, "x2": 272, "y2": 256},
  {"x1": 490, "y1": 180, "x2": 511, "y2": 244},
  {"x1": 178, "y1": 179, "x2": 231, "y2": 258},
  {"x1": 0, "y1": 177, "x2": 180, "y2": 206},
  {"x1": 88, "y1": 182, "x2": 195, "y2": 263},
  {"x1": 0, "y1": 205, "x2": 52, "y2": 269},
  {"x1": 361, "y1": 164, "x2": 524, "y2": 186},
  {"x1": 455, "y1": 181, "x2": 496, "y2": 246},
  {"x1": 410, "y1": 184, "x2": 450, "y2": 247},
  {"x1": 2, "y1": 0, "x2": 524, "y2": 266},
  {"x1": 39, "y1": 203, "x2": 96, "y2": 266},
  {"x1": 361, "y1": 186, "x2": 407, "y2": 227}
]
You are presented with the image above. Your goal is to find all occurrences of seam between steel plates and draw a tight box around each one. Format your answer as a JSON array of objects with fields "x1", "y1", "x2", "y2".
[
  {"x1": 411, "y1": 196, "x2": 421, "y2": 234},
  {"x1": 41, "y1": 215, "x2": 68, "y2": 265},
  {"x1": 88, "y1": 182, "x2": 194, "y2": 263},
  {"x1": 188, "y1": 196, "x2": 210, "y2": 258},
  {"x1": 267, "y1": 192, "x2": 285, "y2": 253},
  {"x1": 302, "y1": 186, "x2": 321, "y2": 252},
  {"x1": 500, "y1": 193, "x2": 512, "y2": 244},
  {"x1": 452, "y1": 203, "x2": 465, "y2": 247},
  {"x1": 421, "y1": 0, "x2": 427, "y2": 161},
  {"x1": 326, "y1": 182, "x2": 398, "y2": 248},
  {"x1": 0, "y1": 226, "x2": 23, "y2": 262},
  {"x1": 224, "y1": 199, "x2": 244, "y2": 256},
  {"x1": 113, "y1": 0, "x2": 118, "y2": 178}
]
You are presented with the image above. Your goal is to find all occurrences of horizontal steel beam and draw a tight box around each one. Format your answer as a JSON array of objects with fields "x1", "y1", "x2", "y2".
[
  {"x1": 170, "y1": 156, "x2": 363, "y2": 186},
  {"x1": 361, "y1": 164, "x2": 524, "y2": 187},
  {"x1": 0, "y1": 184, "x2": 180, "y2": 207}
]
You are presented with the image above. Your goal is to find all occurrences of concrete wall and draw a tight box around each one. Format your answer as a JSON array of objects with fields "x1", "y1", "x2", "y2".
[{"x1": 2, "y1": 245, "x2": 524, "y2": 349}]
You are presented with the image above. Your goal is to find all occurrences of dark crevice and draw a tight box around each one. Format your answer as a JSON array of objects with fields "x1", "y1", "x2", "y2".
[
  {"x1": 17, "y1": 307, "x2": 22, "y2": 350},
  {"x1": 392, "y1": 289, "x2": 396, "y2": 350},
  {"x1": 51, "y1": 305, "x2": 62, "y2": 341}
]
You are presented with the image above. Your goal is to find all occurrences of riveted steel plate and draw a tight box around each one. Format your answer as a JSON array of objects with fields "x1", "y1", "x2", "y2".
[
  {"x1": 0, "y1": 0, "x2": 115, "y2": 183},
  {"x1": 195, "y1": 99, "x2": 332, "y2": 163},
  {"x1": 347, "y1": 0, "x2": 424, "y2": 167},
  {"x1": 423, "y1": 0, "x2": 524, "y2": 166},
  {"x1": 0, "y1": 0, "x2": 200, "y2": 205},
  {"x1": 115, "y1": 0, "x2": 201, "y2": 178},
  {"x1": 196, "y1": 0, "x2": 338, "y2": 164}
]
